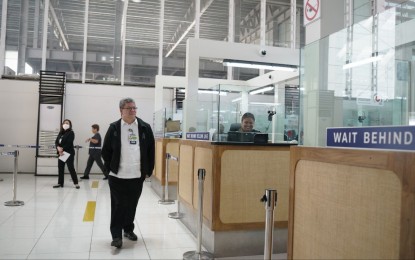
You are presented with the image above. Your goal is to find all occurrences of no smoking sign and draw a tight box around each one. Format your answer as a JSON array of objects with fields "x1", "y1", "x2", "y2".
[{"x1": 304, "y1": 0, "x2": 320, "y2": 26}]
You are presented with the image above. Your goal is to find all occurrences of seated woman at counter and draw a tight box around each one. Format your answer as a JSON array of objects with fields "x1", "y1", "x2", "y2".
[{"x1": 227, "y1": 112, "x2": 260, "y2": 142}]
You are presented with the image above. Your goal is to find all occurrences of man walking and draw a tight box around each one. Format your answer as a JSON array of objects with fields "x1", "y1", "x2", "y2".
[
  {"x1": 81, "y1": 124, "x2": 108, "y2": 180},
  {"x1": 102, "y1": 97, "x2": 155, "y2": 249}
]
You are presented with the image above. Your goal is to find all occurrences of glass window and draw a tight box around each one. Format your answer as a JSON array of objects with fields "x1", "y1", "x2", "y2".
[
  {"x1": 86, "y1": 0, "x2": 118, "y2": 83},
  {"x1": 300, "y1": 7, "x2": 413, "y2": 147},
  {"x1": 124, "y1": 0, "x2": 160, "y2": 85}
]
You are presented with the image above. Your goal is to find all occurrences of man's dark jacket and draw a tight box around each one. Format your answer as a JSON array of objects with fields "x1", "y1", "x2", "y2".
[{"x1": 101, "y1": 117, "x2": 155, "y2": 181}]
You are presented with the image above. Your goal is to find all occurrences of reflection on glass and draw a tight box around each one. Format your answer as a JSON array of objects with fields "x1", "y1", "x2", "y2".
[
  {"x1": 300, "y1": 6, "x2": 414, "y2": 147},
  {"x1": 185, "y1": 84, "x2": 299, "y2": 144}
]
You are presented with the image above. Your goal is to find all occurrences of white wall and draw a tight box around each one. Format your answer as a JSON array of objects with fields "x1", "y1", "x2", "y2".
[
  {"x1": 0, "y1": 80, "x2": 38, "y2": 172},
  {"x1": 0, "y1": 80, "x2": 161, "y2": 173}
]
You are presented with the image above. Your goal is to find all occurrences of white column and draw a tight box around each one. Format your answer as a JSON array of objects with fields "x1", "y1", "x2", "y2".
[
  {"x1": 158, "y1": 0, "x2": 165, "y2": 75},
  {"x1": 290, "y1": 0, "x2": 296, "y2": 49},
  {"x1": 82, "y1": 0, "x2": 89, "y2": 83},
  {"x1": 260, "y1": 0, "x2": 266, "y2": 75},
  {"x1": 155, "y1": 0, "x2": 165, "y2": 113},
  {"x1": 120, "y1": 0, "x2": 129, "y2": 85},
  {"x1": 0, "y1": 0, "x2": 8, "y2": 76},
  {"x1": 195, "y1": 0, "x2": 200, "y2": 38},
  {"x1": 227, "y1": 0, "x2": 234, "y2": 80},
  {"x1": 33, "y1": 0, "x2": 39, "y2": 49},
  {"x1": 41, "y1": 0, "x2": 50, "y2": 70}
]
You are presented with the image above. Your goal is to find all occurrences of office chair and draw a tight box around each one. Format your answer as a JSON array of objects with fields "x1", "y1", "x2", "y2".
[{"x1": 229, "y1": 123, "x2": 241, "y2": 132}]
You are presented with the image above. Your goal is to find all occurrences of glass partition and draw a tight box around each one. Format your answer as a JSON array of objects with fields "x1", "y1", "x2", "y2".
[
  {"x1": 184, "y1": 84, "x2": 299, "y2": 144},
  {"x1": 153, "y1": 107, "x2": 182, "y2": 139},
  {"x1": 300, "y1": 6, "x2": 415, "y2": 147},
  {"x1": 153, "y1": 108, "x2": 166, "y2": 139}
]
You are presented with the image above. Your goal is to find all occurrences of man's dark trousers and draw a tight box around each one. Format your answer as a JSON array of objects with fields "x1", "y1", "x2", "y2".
[{"x1": 108, "y1": 176, "x2": 144, "y2": 239}]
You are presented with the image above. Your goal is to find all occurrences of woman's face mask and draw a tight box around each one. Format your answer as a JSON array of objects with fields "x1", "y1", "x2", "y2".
[{"x1": 62, "y1": 123, "x2": 70, "y2": 130}]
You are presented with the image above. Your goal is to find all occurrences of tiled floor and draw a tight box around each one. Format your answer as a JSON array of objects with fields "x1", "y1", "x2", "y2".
[{"x1": 0, "y1": 173, "x2": 286, "y2": 260}]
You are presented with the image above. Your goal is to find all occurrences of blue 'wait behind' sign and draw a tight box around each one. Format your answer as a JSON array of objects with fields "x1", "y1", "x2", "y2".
[{"x1": 326, "y1": 126, "x2": 415, "y2": 151}]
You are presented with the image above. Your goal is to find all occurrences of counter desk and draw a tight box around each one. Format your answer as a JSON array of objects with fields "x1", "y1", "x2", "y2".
[
  {"x1": 152, "y1": 138, "x2": 180, "y2": 199},
  {"x1": 288, "y1": 146, "x2": 415, "y2": 260},
  {"x1": 176, "y1": 140, "x2": 295, "y2": 257}
]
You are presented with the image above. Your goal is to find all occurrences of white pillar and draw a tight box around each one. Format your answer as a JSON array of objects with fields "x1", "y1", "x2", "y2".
[
  {"x1": 82, "y1": 0, "x2": 89, "y2": 83},
  {"x1": 227, "y1": 0, "x2": 234, "y2": 80},
  {"x1": 41, "y1": 0, "x2": 50, "y2": 70},
  {"x1": 0, "y1": 0, "x2": 8, "y2": 76}
]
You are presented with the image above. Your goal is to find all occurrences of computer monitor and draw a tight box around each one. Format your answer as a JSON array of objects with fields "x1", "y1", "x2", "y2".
[
  {"x1": 227, "y1": 131, "x2": 255, "y2": 142},
  {"x1": 253, "y1": 133, "x2": 268, "y2": 144}
]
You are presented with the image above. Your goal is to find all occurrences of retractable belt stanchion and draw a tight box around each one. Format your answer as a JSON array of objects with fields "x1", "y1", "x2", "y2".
[
  {"x1": 158, "y1": 153, "x2": 175, "y2": 205},
  {"x1": 260, "y1": 189, "x2": 278, "y2": 260},
  {"x1": 183, "y1": 169, "x2": 214, "y2": 260},
  {"x1": 75, "y1": 145, "x2": 81, "y2": 173},
  {"x1": 3, "y1": 150, "x2": 24, "y2": 206},
  {"x1": 168, "y1": 154, "x2": 182, "y2": 219}
]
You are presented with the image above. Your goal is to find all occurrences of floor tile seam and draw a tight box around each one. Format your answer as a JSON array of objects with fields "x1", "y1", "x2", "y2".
[
  {"x1": 89, "y1": 179, "x2": 106, "y2": 258},
  {"x1": 0, "y1": 177, "x2": 38, "y2": 225},
  {"x1": 26, "y1": 189, "x2": 72, "y2": 258},
  {"x1": 135, "y1": 218, "x2": 152, "y2": 259},
  {"x1": 0, "y1": 185, "x2": 59, "y2": 226}
]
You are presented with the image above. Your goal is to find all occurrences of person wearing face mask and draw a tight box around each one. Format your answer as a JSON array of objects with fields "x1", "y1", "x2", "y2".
[{"x1": 54, "y1": 119, "x2": 80, "y2": 189}]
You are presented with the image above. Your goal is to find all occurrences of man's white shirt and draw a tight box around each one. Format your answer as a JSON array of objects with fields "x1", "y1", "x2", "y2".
[{"x1": 109, "y1": 118, "x2": 141, "y2": 179}]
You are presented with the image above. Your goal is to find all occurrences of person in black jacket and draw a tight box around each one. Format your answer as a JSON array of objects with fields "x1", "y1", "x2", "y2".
[
  {"x1": 101, "y1": 97, "x2": 155, "y2": 249},
  {"x1": 54, "y1": 119, "x2": 80, "y2": 189}
]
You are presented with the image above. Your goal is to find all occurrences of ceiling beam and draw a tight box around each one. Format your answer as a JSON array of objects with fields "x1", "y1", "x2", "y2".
[{"x1": 165, "y1": 0, "x2": 215, "y2": 57}]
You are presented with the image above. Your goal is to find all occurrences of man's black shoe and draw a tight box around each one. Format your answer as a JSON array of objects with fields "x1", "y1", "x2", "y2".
[
  {"x1": 111, "y1": 238, "x2": 122, "y2": 248},
  {"x1": 80, "y1": 176, "x2": 89, "y2": 180},
  {"x1": 103, "y1": 176, "x2": 108, "y2": 180},
  {"x1": 123, "y1": 231, "x2": 138, "y2": 241}
]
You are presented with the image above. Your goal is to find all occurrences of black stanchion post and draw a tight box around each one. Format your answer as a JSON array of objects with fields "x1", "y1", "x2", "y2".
[
  {"x1": 168, "y1": 155, "x2": 182, "y2": 219},
  {"x1": 260, "y1": 189, "x2": 278, "y2": 260},
  {"x1": 158, "y1": 153, "x2": 175, "y2": 205},
  {"x1": 4, "y1": 150, "x2": 24, "y2": 206},
  {"x1": 183, "y1": 169, "x2": 214, "y2": 260}
]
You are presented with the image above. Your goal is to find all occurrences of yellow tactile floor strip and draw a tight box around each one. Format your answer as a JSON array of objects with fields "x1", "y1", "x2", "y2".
[
  {"x1": 83, "y1": 201, "x2": 96, "y2": 222},
  {"x1": 91, "y1": 180, "x2": 99, "y2": 188}
]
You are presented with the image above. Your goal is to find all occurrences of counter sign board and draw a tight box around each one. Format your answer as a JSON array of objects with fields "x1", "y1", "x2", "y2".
[
  {"x1": 304, "y1": 0, "x2": 320, "y2": 26},
  {"x1": 327, "y1": 126, "x2": 415, "y2": 151},
  {"x1": 186, "y1": 132, "x2": 210, "y2": 141}
]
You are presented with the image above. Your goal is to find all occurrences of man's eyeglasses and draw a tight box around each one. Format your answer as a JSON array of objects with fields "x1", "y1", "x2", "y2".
[{"x1": 122, "y1": 107, "x2": 138, "y2": 111}]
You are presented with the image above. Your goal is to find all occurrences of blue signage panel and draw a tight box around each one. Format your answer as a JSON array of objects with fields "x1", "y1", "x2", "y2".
[
  {"x1": 327, "y1": 126, "x2": 415, "y2": 151},
  {"x1": 186, "y1": 132, "x2": 210, "y2": 141}
]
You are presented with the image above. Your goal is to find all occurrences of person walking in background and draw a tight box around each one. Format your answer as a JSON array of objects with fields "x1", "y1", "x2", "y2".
[
  {"x1": 54, "y1": 119, "x2": 80, "y2": 189},
  {"x1": 102, "y1": 97, "x2": 155, "y2": 249},
  {"x1": 80, "y1": 124, "x2": 109, "y2": 180}
]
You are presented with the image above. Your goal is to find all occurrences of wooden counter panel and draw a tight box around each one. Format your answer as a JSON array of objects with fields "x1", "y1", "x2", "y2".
[
  {"x1": 178, "y1": 144, "x2": 194, "y2": 205},
  {"x1": 154, "y1": 140, "x2": 165, "y2": 182},
  {"x1": 166, "y1": 142, "x2": 179, "y2": 182},
  {"x1": 193, "y1": 147, "x2": 213, "y2": 224},
  {"x1": 293, "y1": 160, "x2": 400, "y2": 259},
  {"x1": 289, "y1": 147, "x2": 415, "y2": 260},
  {"x1": 219, "y1": 149, "x2": 290, "y2": 225}
]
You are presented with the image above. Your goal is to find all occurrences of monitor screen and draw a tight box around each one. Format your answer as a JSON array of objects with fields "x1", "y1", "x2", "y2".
[{"x1": 227, "y1": 131, "x2": 255, "y2": 142}]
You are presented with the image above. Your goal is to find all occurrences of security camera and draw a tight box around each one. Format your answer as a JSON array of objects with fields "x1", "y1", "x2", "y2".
[{"x1": 259, "y1": 49, "x2": 267, "y2": 56}]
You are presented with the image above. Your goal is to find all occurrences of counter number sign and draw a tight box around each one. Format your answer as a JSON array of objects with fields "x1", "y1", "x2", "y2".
[{"x1": 304, "y1": 0, "x2": 320, "y2": 26}]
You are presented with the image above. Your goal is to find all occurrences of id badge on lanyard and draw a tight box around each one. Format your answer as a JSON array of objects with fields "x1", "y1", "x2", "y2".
[{"x1": 128, "y1": 129, "x2": 138, "y2": 145}]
